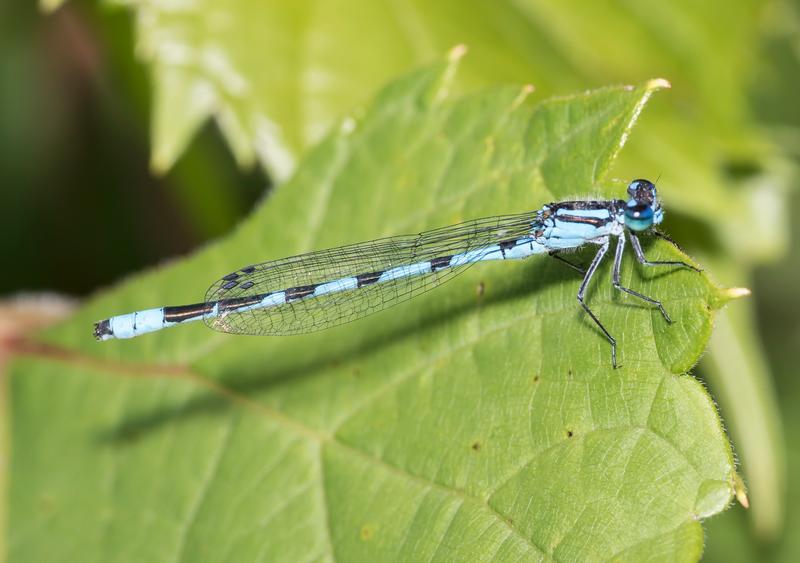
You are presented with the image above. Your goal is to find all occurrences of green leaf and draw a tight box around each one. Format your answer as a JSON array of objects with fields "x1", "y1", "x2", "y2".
[
  {"x1": 99, "y1": 0, "x2": 754, "y2": 168},
  {"x1": 73, "y1": 0, "x2": 790, "y2": 259},
  {"x1": 69, "y1": 0, "x2": 791, "y2": 525},
  {"x1": 11, "y1": 59, "x2": 737, "y2": 561},
  {"x1": 696, "y1": 255, "x2": 784, "y2": 544}
]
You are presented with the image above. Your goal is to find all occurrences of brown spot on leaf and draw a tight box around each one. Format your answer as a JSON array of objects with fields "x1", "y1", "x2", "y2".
[{"x1": 360, "y1": 525, "x2": 374, "y2": 541}]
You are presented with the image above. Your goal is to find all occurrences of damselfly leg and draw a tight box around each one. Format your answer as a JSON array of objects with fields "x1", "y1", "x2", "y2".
[
  {"x1": 630, "y1": 233, "x2": 701, "y2": 272},
  {"x1": 576, "y1": 238, "x2": 617, "y2": 368},
  {"x1": 612, "y1": 234, "x2": 671, "y2": 323},
  {"x1": 548, "y1": 250, "x2": 586, "y2": 274}
]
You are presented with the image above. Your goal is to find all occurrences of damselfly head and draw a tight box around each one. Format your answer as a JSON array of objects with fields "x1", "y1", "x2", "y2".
[{"x1": 624, "y1": 178, "x2": 662, "y2": 231}]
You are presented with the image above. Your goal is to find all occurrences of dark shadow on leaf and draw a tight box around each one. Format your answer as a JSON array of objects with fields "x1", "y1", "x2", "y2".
[
  {"x1": 96, "y1": 254, "x2": 590, "y2": 445},
  {"x1": 96, "y1": 239, "x2": 694, "y2": 445}
]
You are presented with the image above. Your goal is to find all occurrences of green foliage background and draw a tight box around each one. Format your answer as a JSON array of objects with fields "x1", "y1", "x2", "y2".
[{"x1": 1, "y1": 0, "x2": 798, "y2": 561}]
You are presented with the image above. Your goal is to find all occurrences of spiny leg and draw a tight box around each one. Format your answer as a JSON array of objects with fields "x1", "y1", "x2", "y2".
[
  {"x1": 548, "y1": 250, "x2": 585, "y2": 274},
  {"x1": 630, "y1": 232, "x2": 701, "y2": 272},
  {"x1": 612, "y1": 234, "x2": 671, "y2": 323},
  {"x1": 577, "y1": 238, "x2": 617, "y2": 368},
  {"x1": 651, "y1": 229, "x2": 686, "y2": 252}
]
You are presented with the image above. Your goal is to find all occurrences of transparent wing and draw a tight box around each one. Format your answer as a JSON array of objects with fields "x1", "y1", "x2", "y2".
[{"x1": 204, "y1": 212, "x2": 538, "y2": 335}]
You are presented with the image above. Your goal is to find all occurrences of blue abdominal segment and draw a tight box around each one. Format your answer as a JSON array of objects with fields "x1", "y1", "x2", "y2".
[{"x1": 94, "y1": 235, "x2": 550, "y2": 340}]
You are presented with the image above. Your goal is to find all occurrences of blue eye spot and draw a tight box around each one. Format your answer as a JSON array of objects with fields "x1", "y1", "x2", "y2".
[{"x1": 625, "y1": 201, "x2": 654, "y2": 231}]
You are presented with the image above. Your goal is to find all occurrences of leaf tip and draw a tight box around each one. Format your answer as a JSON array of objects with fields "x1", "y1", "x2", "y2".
[
  {"x1": 733, "y1": 475, "x2": 750, "y2": 508},
  {"x1": 432, "y1": 46, "x2": 468, "y2": 104},
  {"x1": 733, "y1": 473, "x2": 749, "y2": 508},
  {"x1": 448, "y1": 44, "x2": 468, "y2": 62},
  {"x1": 511, "y1": 84, "x2": 536, "y2": 108},
  {"x1": 149, "y1": 150, "x2": 173, "y2": 176},
  {"x1": 151, "y1": 69, "x2": 216, "y2": 174},
  {"x1": 723, "y1": 287, "x2": 751, "y2": 301},
  {"x1": 708, "y1": 286, "x2": 750, "y2": 311},
  {"x1": 647, "y1": 77, "x2": 672, "y2": 90}
]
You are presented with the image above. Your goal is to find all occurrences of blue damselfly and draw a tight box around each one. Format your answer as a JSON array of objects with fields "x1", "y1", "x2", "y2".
[{"x1": 94, "y1": 179, "x2": 699, "y2": 367}]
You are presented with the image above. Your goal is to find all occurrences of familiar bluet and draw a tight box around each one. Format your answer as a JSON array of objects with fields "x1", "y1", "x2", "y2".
[{"x1": 94, "y1": 179, "x2": 699, "y2": 367}]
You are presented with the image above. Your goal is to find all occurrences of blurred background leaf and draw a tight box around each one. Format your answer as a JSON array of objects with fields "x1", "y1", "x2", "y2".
[{"x1": 2, "y1": 0, "x2": 799, "y2": 559}]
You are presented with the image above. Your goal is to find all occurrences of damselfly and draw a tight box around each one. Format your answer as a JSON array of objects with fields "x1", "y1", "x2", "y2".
[{"x1": 94, "y1": 179, "x2": 699, "y2": 367}]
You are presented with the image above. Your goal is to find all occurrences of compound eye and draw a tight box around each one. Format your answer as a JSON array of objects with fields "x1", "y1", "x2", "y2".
[
  {"x1": 624, "y1": 201, "x2": 654, "y2": 230},
  {"x1": 627, "y1": 178, "x2": 656, "y2": 202},
  {"x1": 627, "y1": 180, "x2": 643, "y2": 196}
]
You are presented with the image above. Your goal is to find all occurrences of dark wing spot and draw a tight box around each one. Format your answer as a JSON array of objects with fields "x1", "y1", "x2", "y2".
[
  {"x1": 241, "y1": 266, "x2": 256, "y2": 274},
  {"x1": 223, "y1": 272, "x2": 239, "y2": 281},
  {"x1": 240, "y1": 281, "x2": 254, "y2": 290},
  {"x1": 222, "y1": 280, "x2": 238, "y2": 290}
]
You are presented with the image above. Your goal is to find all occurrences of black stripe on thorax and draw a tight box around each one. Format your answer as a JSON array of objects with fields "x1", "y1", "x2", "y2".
[
  {"x1": 548, "y1": 200, "x2": 615, "y2": 211},
  {"x1": 555, "y1": 214, "x2": 610, "y2": 227}
]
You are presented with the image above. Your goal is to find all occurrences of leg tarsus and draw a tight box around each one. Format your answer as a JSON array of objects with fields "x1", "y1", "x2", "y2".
[
  {"x1": 614, "y1": 283, "x2": 673, "y2": 323},
  {"x1": 631, "y1": 232, "x2": 702, "y2": 272},
  {"x1": 613, "y1": 234, "x2": 672, "y2": 323}
]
